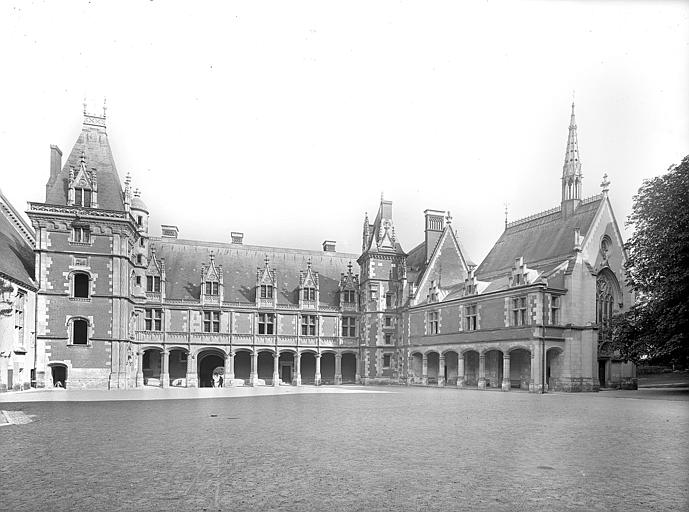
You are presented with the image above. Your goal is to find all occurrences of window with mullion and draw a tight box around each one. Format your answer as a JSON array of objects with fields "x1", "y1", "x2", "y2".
[
  {"x1": 203, "y1": 311, "x2": 220, "y2": 332},
  {"x1": 146, "y1": 275, "x2": 161, "y2": 293},
  {"x1": 72, "y1": 226, "x2": 91, "y2": 243},
  {"x1": 464, "y1": 304, "x2": 477, "y2": 331},
  {"x1": 258, "y1": 313, "x2": 275, "y2": 334},
  {"x1": 260, "y1": 285, "x2": 273, "y2": 299},
  {"x1": 301, "y1": 315, "x2": 316, "y2": 336},
  {"x1": 428, "y1": 311, "x2": 439, "y2": 335},
  {"x1": 75, "y1": 188, "x2": 92, "y2": 207},
  {"x1": 303, "y1": 287, "x2": 316, "y2": 301},
  {"x1": 343, "y1": 290, "x2": 355, "y2": 304},
  {"x1": 511, "y1": 297, "x2": 527, "y2": 326},
  {"x1": 341, "y1": 316, "x2": 356, "y2": 337},
  {"x1": 145, "y1": 308, "x2": 162, "y2": 331},
  {"x1": 205, "y1": 281, "x2": 219, "y2": 296}
]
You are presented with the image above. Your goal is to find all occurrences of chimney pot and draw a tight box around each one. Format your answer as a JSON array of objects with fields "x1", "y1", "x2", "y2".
[
  {"x1": 161, "y1": 225, "x2": 179, "y2": 239},
  {"x1": 50, "y1": 145, "x2": 62, "y2": 179},
  {"x1": 322, "y1": 240, "x2": 336, "y2": 252},
  {"x1": 231, "y1": 232, "x2": 244, "y2": 244}
]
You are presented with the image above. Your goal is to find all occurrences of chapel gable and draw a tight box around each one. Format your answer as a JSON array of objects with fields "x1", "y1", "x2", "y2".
[
  {"x1": 201, "y1": 251, "x2": 223, "y2": 304},
  {"x1": 256, "y1": 256, "x2": 277, "y2": 307},
  {"x1": 299, "y1": 258, "x2": 319, "y2": 309},
  {"x1": 338, "y1": 261, "x2": 359, "y2": 310}
]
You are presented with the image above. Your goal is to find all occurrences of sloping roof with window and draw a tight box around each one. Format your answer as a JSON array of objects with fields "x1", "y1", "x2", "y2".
[
  {"x1": 0, "y1": 190, "x2": 36, "y2": 290},
  {"x1": 150, "y1": 237, "x2": 360, "y2": 306},
  {"x1": 476, "y1": 197, "x2": 602, "y2": 280},
  {"x1": 45, "y1": 114, "x2": 125, "y2": 211}
]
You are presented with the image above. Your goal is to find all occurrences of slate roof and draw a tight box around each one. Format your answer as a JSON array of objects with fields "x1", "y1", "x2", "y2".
[
  {"x1": 476, "y1": 196, "x2": 603, "y2": 279},
  {"x1": 151, "y1": 238, "x2": 360, "y2": 306},
  {"x1": 0, "y1": 191, "x2": 36, "y2": 289},
  {"x1": 45, "y1": 115, "x2": 125, "y2": 211}
]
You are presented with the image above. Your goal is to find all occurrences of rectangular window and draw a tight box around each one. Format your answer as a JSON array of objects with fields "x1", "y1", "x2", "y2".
[
  {"x1": 146, "y1": 276, "x2": 161, "y2": 293},
  {"x1": 72, "y1": 226, "x2": 90, "y2": 243},
  {"x1": 258, "y1": 313, "x2": 275, "y2": 334},
  {"x1": 384, "y1": 333, "x2": 392, "y2": 345},
  {"x1": 145, "y1": 308, "x2": 162, "y2": 331},
  {"x1": 386, "y1": 293, "x2": 393, "y2": 308},
  {"x1": 303, "y1": 287, "x2": 316, "y2": 301},
  {"x1": 512, "y1": 297, "x2": 527, "y2": 326},
  {"x1": 341, "y1": 316, "x2": 356, "y2": 337},
  {"x1": 370, "y1": 289, "x2": 378, "y2": 302},
  {"x1": 137, "y1": 215, "x2": 143, "y2": 227},
  {"x1": 301, "y1": 315, "x2": 316, "y2": 336},
  {"x1": 550, "y1": 295, "x2": 560, "y2": 325},
  {"x1": 428, "y1": 311, "x2": 439, "y2": 335},
  {"x1": 139, "y1": 238, "x2": 145, "y2": 247},
  {"x1": 343, "y1": 289, "x2": 355, "y2": 304},
  {"x1": 385, "y1": 316, "x2": 392, "y2": 327},
  {"x1": 205, "y1": 281, "x2": 219, "y2": 295},
  {"x1": 464, "y1": 304, "x2": 477, "y2": 331},
  {"x1": 260, "y1": 285, "x2": 273, "y2": 299},
  {"x1": 383, "y1": 354, "x2": 391, "y2": 368},
  {"x1": 203, "y1": 311, "x2": 220, "y2": 333},
  {"x1": 75, "y1": 188, "x2": 92, "y2": 207}
]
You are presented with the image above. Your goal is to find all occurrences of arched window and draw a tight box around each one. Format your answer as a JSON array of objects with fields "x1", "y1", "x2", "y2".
[
  {"x1": 72, "y1": 318, "x2": 89, "y2": 345},
  {"x1": 73, "y1": 272, "x2": 90, "y2": 298},
  {"x1": 596, "y1": 271, "x2": 619, "y2": 341}
]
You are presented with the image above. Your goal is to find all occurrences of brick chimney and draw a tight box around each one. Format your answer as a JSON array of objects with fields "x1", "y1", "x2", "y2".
[
  {"x1": 424, "y1": 209, "x2": 445, "y2": 263},
  {"x1": 322, "y1": 240, "x2": 336, "y2": 252},
  {"x1": 161, "y1": 225, "x2": 179, "y2": 239},
  {"x1": 231, "y1": 232, "x2": 244, "y2": 244}
]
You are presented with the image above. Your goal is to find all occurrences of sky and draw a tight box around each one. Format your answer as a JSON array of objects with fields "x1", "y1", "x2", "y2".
[{"x1": 1, "y1": 0, "x2": 687, "y2": 262}]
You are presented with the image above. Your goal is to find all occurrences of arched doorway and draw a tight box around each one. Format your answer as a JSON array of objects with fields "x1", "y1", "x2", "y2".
[
  {"x1": 509, "y1": 348, "x2": 531, "y2": 389},
  {"x1": 257, "y1": 351, "x2": 274, "y2": 385},
  {"x1": 463, "y1": 350, "x2": 479, "y2": 387},
  {"x1": 300, "y1": 352, "x2": 316, "y2": 384},
  {"x1": 341, "y1": 353, "x2": 357, "y2": 383},
  {"x1": 279, "y1": 352, "x2": 295, "y2": 384},
  {"x1": 168, "y1": 349, "x2": 188, "y2": 387},
  {"x1": 410, "y1": 352, "x2": 423, "y2": 384},
  {"x1": 233, "y1": 351, "x2": 251, "y2": 383},
  {"x1": 443, "y1": 351, "x2": 458, "y2": 385},
  {"x1": 546, "y1": 348, "x2": 564, "y2": 391},
  {"x1": 321, "y1": 353, "x2": 336, "y2": 384},
  {"x1": 485, "y1": 350, "x2": 504, "y2": 389},
  {"x1": 142, "y1": 349, "x2": 162, "y2": 386},
  {"x1": 426, "y1": 351, "x2": 439, "y2": 384},
  {"x1": 50, "y1": 364, "x2": 67, "y2": 388},
  {"x1": 198, "y1": 351, "x2": 225, "y2": 388}
]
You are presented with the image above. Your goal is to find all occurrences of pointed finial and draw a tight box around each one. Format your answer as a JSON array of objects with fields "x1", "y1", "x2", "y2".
[
  {"x1": 83, "y1": 97, "x2": 87, "y2": 115},
  {"x1": 80, "y1": 150, "x2": 86, "y2": 167},
  {"x1": 264, "y1": 254, "x2": 270, "y2": 268},
  {"x1": 125, "y1": 172, "x2": 132, "y2": 186},
  {"x1": 445, "y1": 211, "x2": 452, "y2": 225},
  {"x1": 134, "y1": 187, "x2": 141, "y2": 197},
  {"x1": 209, "y1": 250, "x2": 215, "y2": 263},
  {"x1": 504, "y1": 202, "x2": 509, "y2": 228},
  {"x1": 347, "y1": 261, "x2": 353, "y2": 274},
  {"x1": 307, "y1": 257, "x2": 312, "y2": 269},
  {"x1": 103, "y1": 97, "x2": 107, "y2": 118},
  {"x1": 600, "y1": 173, "x2": 610, "y2": 194}
]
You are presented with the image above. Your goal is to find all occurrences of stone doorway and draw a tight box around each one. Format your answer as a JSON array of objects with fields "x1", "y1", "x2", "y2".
[{"x1": 51, "y1": 365, "x2": 67, "y2": 388}]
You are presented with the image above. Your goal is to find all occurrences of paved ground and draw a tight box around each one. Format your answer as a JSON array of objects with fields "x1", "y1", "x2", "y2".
[{"x1": 1, "y1": 386, "x2": 687, "y2": 511}]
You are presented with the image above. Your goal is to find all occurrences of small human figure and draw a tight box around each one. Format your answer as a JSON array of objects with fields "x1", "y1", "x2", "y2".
[
  {"x1": 212, "y1": 373, "x2": 219, "y2": 388},
  {"x1": 218, "y1": 375, "x2": 224, "y2": 388}
]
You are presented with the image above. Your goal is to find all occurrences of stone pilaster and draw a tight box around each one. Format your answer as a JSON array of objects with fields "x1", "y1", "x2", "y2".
[
  {"x1": 250, "y1": 351, "x2": 259, "y2": 386},
  {"x1": 314, "y1": 353, "x2": 321, "y2": 385},
  {"x1": 335, "y1": 353, "x2": 342, "y2": 385},
  {"x1": 186, "y1": 351, "x2": 198, "y2": 387},
  {"x1": 478, "y1": 353, "x2": 486, "y2": 390},
  {"x1": 438, "y1": 354, "x2": 445, "y2": 387},
  {"x1": 273, "y1": 352, "x2": 280, "y2": 387},
  {"x1": 457, "y1": 353, "x2": 465, "y2": 388},
  {"x1": 502, "y1": 354, "x2": 511, "y2": 391},
  {"x1": 421, "y1": 354, "x2": 428, "y2": 385},
  {"x1": 225, "y1": 352, "x2": 234, "y2": 387},
  {"x1": 295, "y1": 351, "x2": 302, "y2": 386},
  {"x1": 135, "y1": 349, "x2": 144, "y2": 387},
  {"x1": 161, "y1": 349, "x2": 170, "y2": 388}
]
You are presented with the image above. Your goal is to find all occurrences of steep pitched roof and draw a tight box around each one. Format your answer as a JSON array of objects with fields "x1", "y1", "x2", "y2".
[
  {"x1": 476, "y1": 196, "x2": 603, "y2": 279},
  {"x1": 0, "y1": 190, "x2": 36, "y2": 289},
  {"x1": 150, "y1": 238, "x2": 359, "y2": 306},
  {"x1": 362, "y1": 198, "x2": 405, "y2": 255},
  {"x1": 45, "y1": 112, "x2": 124, "y2": 211}
]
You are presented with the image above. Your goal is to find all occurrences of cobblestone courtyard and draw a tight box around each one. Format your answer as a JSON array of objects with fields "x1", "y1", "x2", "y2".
[{"x1": 1, "y1": 387, "x2": 688, "y2": 511}]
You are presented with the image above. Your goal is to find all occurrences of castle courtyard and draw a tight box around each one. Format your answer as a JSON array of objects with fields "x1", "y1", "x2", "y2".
[{"x1": 1, "y1": 387, "x2": 687, "y2": 511}]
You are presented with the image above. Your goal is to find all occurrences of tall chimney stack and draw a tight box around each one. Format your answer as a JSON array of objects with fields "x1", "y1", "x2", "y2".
[
  {"x1": 50, "y1": 145, "x2": 62, "y2": 179},
  {"x1": 424, "y1": 209, "x2": 445, "y2": 263}
]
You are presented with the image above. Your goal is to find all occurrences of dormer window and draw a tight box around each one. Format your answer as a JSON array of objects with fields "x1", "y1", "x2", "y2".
[
  {"x1": 260, "y1": 285, "x2": 273, "y2": 299},
  {"x1": 205, "y1": 281, "x2": 219, "y2": 295},
  {"x1": 72, "y1": 226, "x2": 90, "y2": 243},
  {"x1": 386, "y1": 293, "x2": 393, "y2": 308},
  {"x1": 146, "y1": 276, "x2": 161, "y2": 293},
  {"x1": 343, "y1": 290, "x2": 355, "y2": 303},
  {"x1": 303, "y1": 287, "x2": 316, "y2": 301},
  {"x1": 75, "y1": 188, "x2": 92, "y2": 207}
]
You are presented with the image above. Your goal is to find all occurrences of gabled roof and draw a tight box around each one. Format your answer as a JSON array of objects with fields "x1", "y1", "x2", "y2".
[
  {"x1": 476, "y1": 196, "x2": 603, "y2": 279},
  {"x1": 150, "y1": 238, "x2": 359, "y2": 307},
  {"x1": 0, "y1": 190, "x2": 36, "y2": 289},
  {"x1": 362, "y1": 198, "x2": 405, "y2": 255},
  {"x1": 45, "y1": 112, "x2": 124, "y2": 211}
]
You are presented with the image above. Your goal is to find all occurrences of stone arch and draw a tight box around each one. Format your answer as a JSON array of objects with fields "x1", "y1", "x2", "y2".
[
  {"x1": 425, "y1": 350, "x2": 440, "y2": 384},
  {"x1": 69, "y1": 270, "x2": 92, "y2": 299},
  {"x1": 508, "y1": 348, "x2": 531, "y2": 390},
  {"x1": 47, "y1": 362, "x2": 69, "y2": 388},
  {"x1": 168, "y1": 347, "x2": 189, "y2": 387},
  {"x1": 442, "y1": 350, "x2": 459, "y2": 385},
  {"x1": 546, "y1": 347, "x2": 564, "y2": 391},
  {"x1": 341, "y1": 352, "x2": 357, "y2": 383},
  {"x1": 300, "y1": 351, "x2": 317, "y2": 384},
  {"x1": 142, "y1": 347, "x2": 163, "y2": 386},
  {"x1": 197, "y1": 348, "x2": 226, "y2": 388},
  {"x1": 463, "y1": 349, "x2": 480, "y2": 387},
  {"x1": 257, "y1": 350, "x2": 275, "y2": 384},
  {"x1": 233, "y1": 349, "x2": 252, "y2": 383},
  {"x1": 320, "y1": 352, "x2": 336, "y2": 384}
]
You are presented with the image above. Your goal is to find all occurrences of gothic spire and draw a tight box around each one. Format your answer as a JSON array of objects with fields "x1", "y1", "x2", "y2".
[{"x1": 561, "y1": 102, "x2": 583, "y2": 204}]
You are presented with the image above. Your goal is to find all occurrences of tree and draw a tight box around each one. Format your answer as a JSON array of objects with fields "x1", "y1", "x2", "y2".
[{"x1": 611, "y1": 155, "x2": 689, "y2": 366}]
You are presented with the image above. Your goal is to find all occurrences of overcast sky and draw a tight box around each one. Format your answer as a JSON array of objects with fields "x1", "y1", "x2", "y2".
[{"x1": 1, "y1": 0, "x2": 687, "y2": 262}]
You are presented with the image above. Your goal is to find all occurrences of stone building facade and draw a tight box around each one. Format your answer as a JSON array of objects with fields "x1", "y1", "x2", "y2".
[{"x1": 20, "y1": 103, "x2": 635, "y2": 392}]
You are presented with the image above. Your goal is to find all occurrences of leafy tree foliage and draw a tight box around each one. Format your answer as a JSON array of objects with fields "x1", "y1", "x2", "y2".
[{"x1": 612, "y1": 156, "x2": 689, "y2": 365}]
